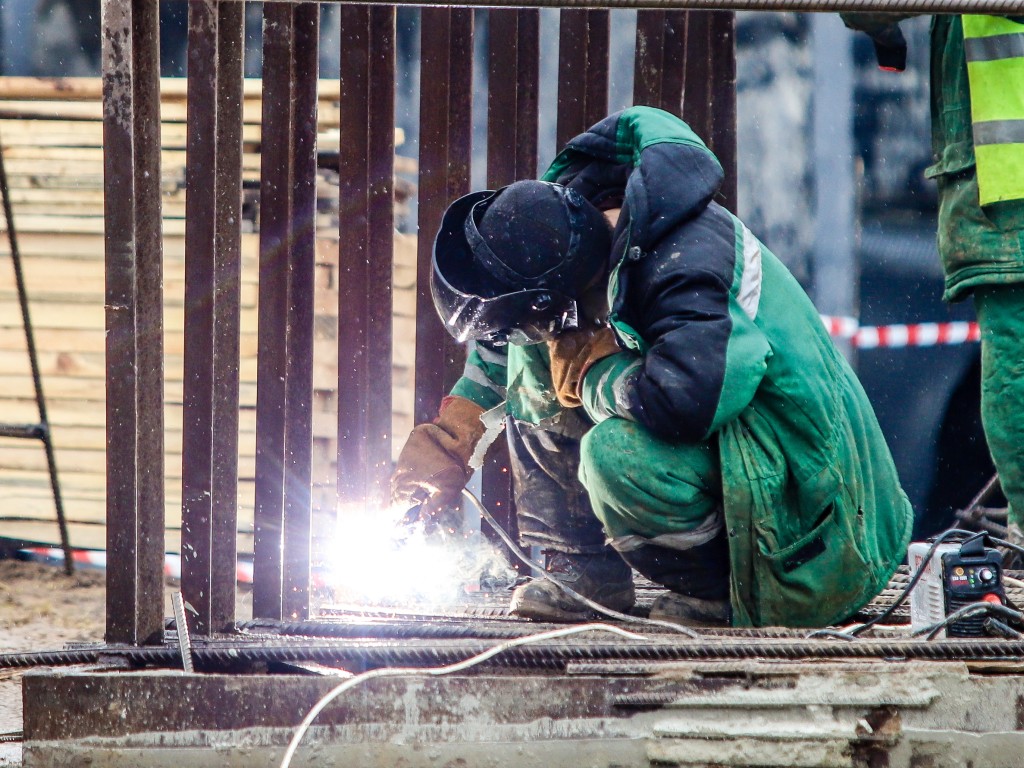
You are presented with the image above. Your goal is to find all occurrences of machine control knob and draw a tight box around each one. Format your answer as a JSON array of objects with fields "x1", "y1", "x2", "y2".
[{"x1": 979, "y1": 568, "x2": 995, "y2": 583}]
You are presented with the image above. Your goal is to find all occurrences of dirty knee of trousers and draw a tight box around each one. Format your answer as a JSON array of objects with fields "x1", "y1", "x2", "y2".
[{"x1": 579, "y1": 418, "x2": 722, "y2": 540}]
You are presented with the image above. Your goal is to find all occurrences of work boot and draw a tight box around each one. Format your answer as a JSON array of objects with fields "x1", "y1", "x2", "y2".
[
  {"x1": 648, "y1": 592, "x2": 731, "y2": 627},
  {"x1": 509, "y1": 549, "x2": 636, "y2": 622}
]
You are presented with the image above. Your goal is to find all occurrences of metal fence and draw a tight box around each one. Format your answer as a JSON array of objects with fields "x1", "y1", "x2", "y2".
[{"x1": 100, "y1": 0, "x2": 738, "y2": 642}]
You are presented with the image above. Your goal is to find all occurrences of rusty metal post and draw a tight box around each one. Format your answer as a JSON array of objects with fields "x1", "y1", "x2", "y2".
[
  {"x1": 181, "y1": 0, "x2": 245, "y2": 636},
  {"x1": 483, "y1": 7, "x2": 540, "y2": 546},
  {"x1": 101, "y1": 0, "x2": 165, "y2": 645},
  {"x1": 413, "y1": 7, "x2": 473, "y2": 425},
  {"x1": 253, "y1": 2, "x2": 319, "y2": 621},
  {"x1": 556, "y1": 9, "x2": 609, "y2": 148},
  {"x1": 337, "y1": 4, "x2": 396, "y2": 509},
  {"x1": 633, "y1": 10, "x2": 687, "y2": 115},
  {"x1": 634, "y1": 10, "x2": 735, "y2": 210}
]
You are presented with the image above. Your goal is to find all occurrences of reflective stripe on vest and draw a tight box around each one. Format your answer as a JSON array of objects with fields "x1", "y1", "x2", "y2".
[{"x1": 963, "y1": 15, "x2": 1024, "y2": 205}]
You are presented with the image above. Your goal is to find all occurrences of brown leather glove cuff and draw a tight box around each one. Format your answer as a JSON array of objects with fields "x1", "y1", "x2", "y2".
[
  {"x1": 548, "y1": 325, "x2": 621, "y2": 409},
  {"x1": 390, "y1": 396, "x2": 486, "y2": 507}
]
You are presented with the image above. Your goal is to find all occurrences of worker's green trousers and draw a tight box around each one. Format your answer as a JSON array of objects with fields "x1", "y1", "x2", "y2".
[
  {"x1": 975, "y1": 284, "x2": 1024, "y2": 525},
  {"x1": 579, "y1": 418, "x2": 721, "y2": 542}
]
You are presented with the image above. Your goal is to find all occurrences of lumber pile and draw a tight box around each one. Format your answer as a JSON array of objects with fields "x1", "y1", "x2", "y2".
[{"x1": 0, "y1": 77, "x2": 418, "y2": 556}]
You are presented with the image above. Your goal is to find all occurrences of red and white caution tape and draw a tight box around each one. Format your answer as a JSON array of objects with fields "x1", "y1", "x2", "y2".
[
  {"x1": 821, "y1": 315, "x2": 980, "y2": 349},
  {"x1": 19, "y1": 547, "x2": 255, "y2": 585}
]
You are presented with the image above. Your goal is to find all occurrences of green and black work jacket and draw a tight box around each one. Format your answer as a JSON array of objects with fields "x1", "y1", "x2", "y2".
[{"x1": 451, "y1": 107, "x2": 913, "y2": 627}]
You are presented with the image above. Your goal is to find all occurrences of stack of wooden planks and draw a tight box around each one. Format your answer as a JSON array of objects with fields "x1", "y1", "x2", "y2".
[{"x1": 0, "y1": 77, "x2": 418, "y2": 558}]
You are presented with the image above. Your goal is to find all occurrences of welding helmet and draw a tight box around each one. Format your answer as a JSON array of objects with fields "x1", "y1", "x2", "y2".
[{"x1": 431, "y1": 180, "x2": 611, "y2": 346}]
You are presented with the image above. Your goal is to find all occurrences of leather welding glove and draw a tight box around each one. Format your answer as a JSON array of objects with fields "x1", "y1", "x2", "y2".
[
  {"x1": 547, "y1": 324, "x2": 621, "y2": 409},
  {"x1": 391, "y1": 395, "x2": 486, "y2": 519}
]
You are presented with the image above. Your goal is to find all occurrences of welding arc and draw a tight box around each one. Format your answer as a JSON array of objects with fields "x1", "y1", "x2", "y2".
[
  {"x1": 277, "y1": 623, "x2": 648, "y2": 768},
  {"x1": 460, "y1": 489, "x2": 703, "y2": 638}
]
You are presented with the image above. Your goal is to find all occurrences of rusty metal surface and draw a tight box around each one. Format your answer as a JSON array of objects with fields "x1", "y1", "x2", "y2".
[
  {"x1": 708, "y1": 10, "x2": 737, "y2": 210},
  {"x1": 181, "y1": 0, "x2": 245, "y2": 636},
  {"x1": 633, "y1": 9, "x2": 686, "y2": 114},
  {"x1": 253, "y1": 2, "x2": 319, "y2": 622},
  {"x1": 337, "y1": 4, "x2": 396, "y2": 507},
  {"x1": 413, "y1": 7, "x2": 473, "y2": 424},
  {"x1": 556, "y1": 9, "x2": 609, "y2": 147},
  {"x1": 101, "y1": 0, "x2": 165, "y2": 646}
]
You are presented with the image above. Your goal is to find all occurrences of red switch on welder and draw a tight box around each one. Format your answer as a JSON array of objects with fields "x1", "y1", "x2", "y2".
[{"x1": 982, "y1": 593, "x2": 1004, "y2": 605}]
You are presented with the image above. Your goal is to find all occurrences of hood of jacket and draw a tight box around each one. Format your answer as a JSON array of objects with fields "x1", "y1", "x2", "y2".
[{"x1": 542, "y1": 106, "x2": 724, "y2": 253}]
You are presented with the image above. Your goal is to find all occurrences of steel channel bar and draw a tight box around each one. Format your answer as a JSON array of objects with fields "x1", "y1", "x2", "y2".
[
  {"x1": 101, "y1": 0, "x2": 166, "y2": 646},
  {"x1": 253, "y1": 2, "x2": 298, "y2": 620},
  {"x1": 483, "y1": 8, "x2": 541, "y2": 552},
  {"x1": 337, "y1": 4, "x2": 395, "y2": 508},
  {"x1": 682, "y1": 10, "x2": 713, "y2": 139},
  {"x1": 182, "y1": 0, "x2": 219, "y2": 635},
  {"x1": 708, "y1": 10, "x2": 737, "y2": 210},
  {"x1": 202, "y1": 0, "x2": 1024, "y2": 13},
  {"x1": 282, "y1": 1, "x2": 320, "y2": 622},
  {"x1": 211, "y1": 0, "x2": 246, "y2": 631},
  {"x1": 633, "y1": 11, "x2": 666, "y2": 109},
  {"x1": 182, "y1": 0, "x2": 245, "y2": 636},
  {"x1": 413, "y1": 8, "x2": 473, "y2": 425},
  {"x1": 557, "y1": 10, "x2": 610, "y2": 148}
]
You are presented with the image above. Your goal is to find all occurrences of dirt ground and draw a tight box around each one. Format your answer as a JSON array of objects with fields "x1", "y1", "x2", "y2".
[{"x1": 0, "y1": 558, "x2": 254, "y2": 766}]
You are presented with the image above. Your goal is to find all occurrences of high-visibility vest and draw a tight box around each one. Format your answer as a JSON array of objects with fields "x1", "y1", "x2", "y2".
[{"x1": 963, "y1": 15, "x2": 1024, "y2": 205}]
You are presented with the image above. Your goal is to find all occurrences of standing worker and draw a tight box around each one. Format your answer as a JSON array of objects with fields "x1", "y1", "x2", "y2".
[
  {"x1": 844, "y1": 14, "x2": 1024, "y2": 535},
  {"x1": 393, "y1": 106, "x2": 913, "y2": 628}
]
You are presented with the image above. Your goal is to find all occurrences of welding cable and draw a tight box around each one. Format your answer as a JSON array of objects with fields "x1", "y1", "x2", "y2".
[
  {"x1": 460, "y1": 489, "x2": 704, "y2": 638},
  {"x1": 277, "y1": 623, "x2": 647, "y2": 768},
  {"x1": 808, "y1": 528, "x2": 979, "y2": 640},
  {"x1": 984, "y1": 617, "x2": 1024, "y2": 640},
  {"x1": 913, "y1": 601, "x2": 1024, "y2": 641}
]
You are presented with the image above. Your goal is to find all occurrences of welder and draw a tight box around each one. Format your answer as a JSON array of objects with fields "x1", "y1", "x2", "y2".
[{"x1": 392, "y1": 106, "x2": 914, "y2": 628}]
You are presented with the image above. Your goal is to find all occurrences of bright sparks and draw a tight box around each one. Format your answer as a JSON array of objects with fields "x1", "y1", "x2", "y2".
[{"x1": 324, "y1": 502, "x2": 516, "y2": 606}]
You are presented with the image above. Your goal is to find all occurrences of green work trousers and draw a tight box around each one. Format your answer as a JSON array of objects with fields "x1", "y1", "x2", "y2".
[
  {"x1": 578, "y1": 418, "x2": 722, "y2": 543},
  {"x1": 975, "y1": 284, "x2": 1024, "y2": 524}
]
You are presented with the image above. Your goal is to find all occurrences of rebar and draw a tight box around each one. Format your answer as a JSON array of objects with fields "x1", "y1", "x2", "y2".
[{"x1": 281, "y1": 0, "x2": 1024, "y2": 15}]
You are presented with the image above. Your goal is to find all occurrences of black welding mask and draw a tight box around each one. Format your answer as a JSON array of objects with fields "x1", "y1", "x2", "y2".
[{"x1": 431, "y1": 180, "x2": 612, "y2": 346}]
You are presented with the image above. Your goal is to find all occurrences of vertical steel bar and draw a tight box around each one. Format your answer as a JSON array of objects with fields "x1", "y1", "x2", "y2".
[
  {"x1": 634, "y1": 10, "x2": 686, "y2": 116},
  {"x1": 182, "y1": 0, "x2": 245, "y2": 636},
  {"x1": 281, "y1": 1, "x2": 319, "y2": 622},
  {"x1": 414, "y1": 8, "x2": 472, "y2": 425},
  {"x1": 683, "y1": 10, "x2": 713, "y2": 139},
  {"x1": 253, "y1": 2, "x2": 296, "y2": 620},
  {"x1": 633, "y1": 11, "x2": 666, "y2": 109},
  {"x1": 557, "y1": 10, "x2": 609, "y2": 148},
  {"x1": 337, "y1": 4, "x2": 395, "y2": 508},
  {"x1": 485, "y1": 8, "x2": 539, "y2": 548},
  {"x1": 708, "y1": 10, "x2": 737, "y2": 212},
  {"x1": 102, "y1": 0, "x2": 165, "y2": 645},
  {"x1": 181, "y1": 0, "x2": 218, "y2": 635},
  {"x1": 210, "y1": 0, "x2": 245, "y2": 630}
]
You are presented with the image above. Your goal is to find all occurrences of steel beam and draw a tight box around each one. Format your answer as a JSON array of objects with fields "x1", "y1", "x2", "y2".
[
  {"x1": 556, "y1": 9, "x2": 609, "y2": 148},
  {"x1": 634, "y1": 9, "x2": 686, "y2": 115},
  {"x1": 181, "y1": 0, "x2": 245, "y2": 636},
  {"x1": 253, "y1": 2, "x2": 319, "y2": 621},
  {"x1": 337, "y1": 4, "x2": 396, "y2": 508},
  {"x1": 101, "y1": 0, "x2": 165, "y2": 646},
  {"x1": 413, "y1": 7, "x2": 473, "y2": 425}
]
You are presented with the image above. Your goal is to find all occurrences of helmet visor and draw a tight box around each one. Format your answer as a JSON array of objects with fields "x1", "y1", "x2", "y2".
[{"x1": 431, "y1": 275, "x2": 579, "y2": 346}]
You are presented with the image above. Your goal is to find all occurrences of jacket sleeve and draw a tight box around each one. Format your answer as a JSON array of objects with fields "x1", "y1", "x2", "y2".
[
  {"x1": 448, "y1": 341, "x2": 508, "y2": 411},
  {"x1": 580, "y1": 216, "x2": 773, "y2": 442}
]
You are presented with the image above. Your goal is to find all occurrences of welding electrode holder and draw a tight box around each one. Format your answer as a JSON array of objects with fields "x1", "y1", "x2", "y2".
[{"x1": 398, "y1": 488, "x2": 464, "y2": 540}]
